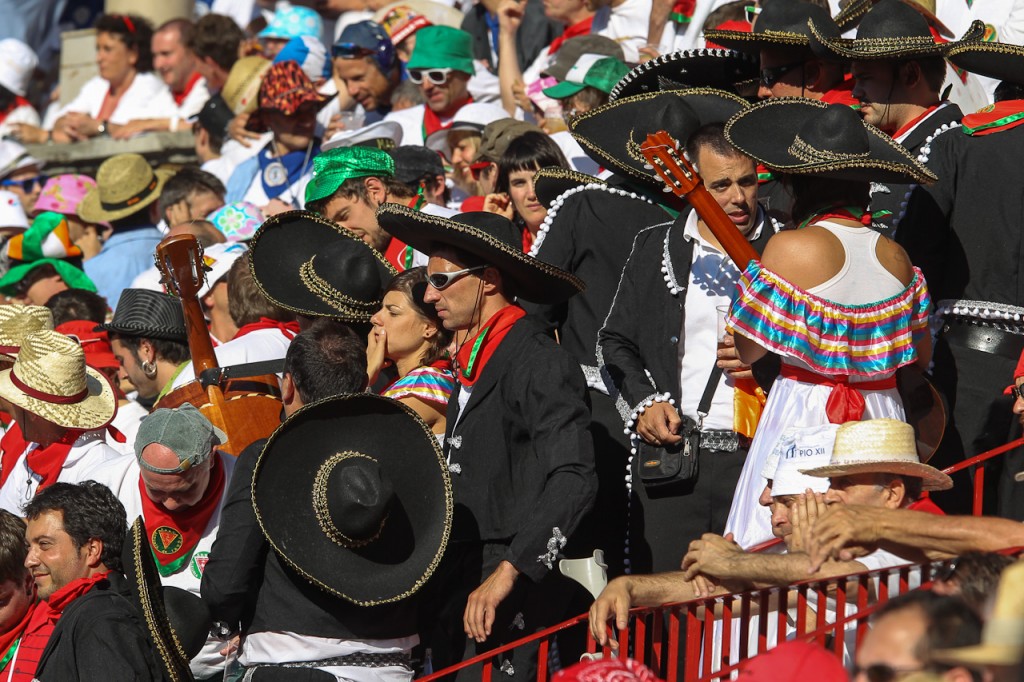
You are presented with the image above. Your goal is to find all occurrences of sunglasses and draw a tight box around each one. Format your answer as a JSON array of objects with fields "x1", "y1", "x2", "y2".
[
  {"x1": 851, "y1": 664, "x2": 926, "y2": 682},
  {"x1": 1, "y1": 174, "x2": 48, "y2": 193},
  {"x1": 759, "y1": 61, "x2": 805, "y2": 88},
  {"x1": 409, "y1": 68, "x2": 453, "y2": 85},
  {"x1": 1012, "y1": 385, "x2": 1024, "y2": 401},
  {"x1": 427, "y1": 265, "x2": 488, "y2": 291},
  {"x1": 332, "y1": 42, "x2": 375, "y2": 59}
]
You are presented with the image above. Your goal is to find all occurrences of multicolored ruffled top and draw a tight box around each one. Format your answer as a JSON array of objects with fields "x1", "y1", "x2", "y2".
[
  {"x1": 726, "y1": 261, "x2": 932, "y2": 377},
  {"x1": 382, "y1": 362, "x2": 455, "y2": 407}
]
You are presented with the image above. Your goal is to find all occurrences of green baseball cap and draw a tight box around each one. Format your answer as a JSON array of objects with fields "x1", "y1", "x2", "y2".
[
  {"x1": 135, "y1": 404, "x2": 228, "y2": 474},
  {"x1": 305, "y1": 147, "x2": 395, "y2": 204},
  {"x1": 0, "y1": 258, "x2": 96, "y2": 296},
  {"x1": 406, "y1": 26, "x2": 475, "y2": 75},
  {"x1": 542, "y1": 55, "x2": 631, "y2": 99}
]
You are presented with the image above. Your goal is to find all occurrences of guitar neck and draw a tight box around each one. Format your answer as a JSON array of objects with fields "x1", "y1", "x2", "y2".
[
  {"x1": 687, "y1": 184, "x2": 759, "y2": 270},
  {"x1": 181, "y1": 296, "x2": 219, "y2": 374}
]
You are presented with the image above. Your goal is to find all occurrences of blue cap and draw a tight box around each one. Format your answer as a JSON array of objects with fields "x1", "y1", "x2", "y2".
[
  {"x1": 333, "y1": 20, "x2": 396, "y2": 74},
  {"x1": 259, "y1": 6, "x2": 323, "y2": 40},
  {"x1": 274, "y1": 35, "x2": 330, "y2": 82}
]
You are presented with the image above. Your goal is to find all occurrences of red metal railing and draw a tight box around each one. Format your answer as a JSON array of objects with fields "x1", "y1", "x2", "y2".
[{"x1": 941, "y1": 437, "x2": 1024, "y2": 515}]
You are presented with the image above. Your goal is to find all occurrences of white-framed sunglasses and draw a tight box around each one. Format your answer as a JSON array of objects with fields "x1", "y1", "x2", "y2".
[
  {"x1": 427, "y1": 265, "x2": 488, "y2": 290},
  {"x1": 409, "y1": 68, "x2": 454, "y2": 85}
]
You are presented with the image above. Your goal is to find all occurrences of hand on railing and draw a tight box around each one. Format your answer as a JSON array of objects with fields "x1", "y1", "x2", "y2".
[
  {"x1": 681, "y1": 532, "x2": 744, "y2": 585},
  {"x1": 588, "y1": 577, "x2": 632, "y2": 649}
]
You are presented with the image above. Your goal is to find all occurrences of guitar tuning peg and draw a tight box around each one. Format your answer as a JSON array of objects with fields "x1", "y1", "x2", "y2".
[
  {"x1": 643, "y1": 164, "x2": 654, "y2": 170},
  {"x1": 662, "y1": 186, "x2": 673, "y2": 193}
]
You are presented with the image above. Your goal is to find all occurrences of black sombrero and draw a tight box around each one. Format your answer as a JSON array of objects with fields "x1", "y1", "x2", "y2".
[
  {"x1": 946, "y1": 39, "x2": 1024, "y2": 86},
  {"x1": 253, "y1": 393, "x2": 453, "y2": 606},
  {"x1": 608, "y1": 49, "x2": 760, "y2": 101},
  {"x1": 833, "y1": 0, "x2": 954, "y2": 38},
  {"x1": 248, "y1": 210, "x2": 396, "y2": 322},
  {"x1": 810, "y1": 0, "x2": 983, "y2": 60},
  {"x1": 375, "y1": 205, "x2": 584, "y2": 304},
  {"x1": 534, "y1": 166, "x2": 605, "y2": 208},
  {"x1": 724, "y1": 97, "x2": 937, "y2": 183},
  {"x1": 123, "y1": 517, "x2": 205, "y2": 682},
  {"x1": 703, "y1": 0, "x2": 841, "y2": 52},
  {"x1": 569, "y1": 88, "x2": 750, "y2": 189}
]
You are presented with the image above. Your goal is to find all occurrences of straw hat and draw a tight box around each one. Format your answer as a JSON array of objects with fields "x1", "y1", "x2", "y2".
[
  {"x1": 0, "y1": 329, "x2": 115, "y2": 431},
  {"x1": 221, "y1": 56, "x2": 272, "y2": 116},
  {"x1": 933, "y1": 560, "x2": 1024, "y2": 667},
  {"x1": 0, "y1": 303, "x2": 52, "y2": 360},
  {"x1": 800, "y1": 418, "x2": 952, "y2": 491},
  {"x1": 77, "y1": 154, "x2": 173, "y2": 224}
]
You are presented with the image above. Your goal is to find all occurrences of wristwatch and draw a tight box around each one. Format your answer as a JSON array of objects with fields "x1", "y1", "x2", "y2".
[{"x1": 96, "y1": 122, "x2": 106, "y2": 135}]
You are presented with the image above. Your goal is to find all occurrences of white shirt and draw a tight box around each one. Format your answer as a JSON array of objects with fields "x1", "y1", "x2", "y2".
[
  {"x1": 108, "y1": 399, "x2": 149, "y2": 455},
  {"x1": 0, "y1": 430, "x2": 126, "y2": 514},
  {"x1": 57, "y1": 72, "x2": 178, "y2": 127},
  {"x1": 170, "y1": 326, "x2": 294, "y2": 391},
  {"x1": 592, "y1": 0, "x2": 651, "y2": 63},
  {"x1": 0, "y1": 103, "x2": 40, "y2": 139},
  {"x1": 201, "y1": 155, "x2": 238, "y2": 187},
  {"x1": 86, "y1": 452, "x2": 236, "y2": 680}
]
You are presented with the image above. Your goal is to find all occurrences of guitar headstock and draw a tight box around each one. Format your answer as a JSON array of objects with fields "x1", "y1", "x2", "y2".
[
  {"x1": 640, "y1": 131, "x2": 702, "y2": 198},
  {"x1": 155, "y1": 234, "x2": 208, "y2": 300}
]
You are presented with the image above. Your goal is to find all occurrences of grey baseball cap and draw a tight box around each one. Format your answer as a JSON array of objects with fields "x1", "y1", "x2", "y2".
[
  {"x1": 135, "y1": 404, "x2": 228, "y2": 474},
  {"x1": 542, "y1": 35, "x2": 625, "y2": 81}
]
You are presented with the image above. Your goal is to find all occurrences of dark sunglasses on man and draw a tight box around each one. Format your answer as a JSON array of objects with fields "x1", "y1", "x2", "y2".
[
  {"x1": 759, "y1": 61, "x2": 805, "y2": 88},
  {"x1": 0, "y1": 174, "x2": 48, "y2": 193},
  {"x1": 332, "y1": 42, "x2": 375, "y2": 59}
]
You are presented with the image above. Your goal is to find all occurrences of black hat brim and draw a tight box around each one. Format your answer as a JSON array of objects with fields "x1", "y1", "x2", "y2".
[
  {"x1": 570, "y1": 89, "x2": 750, "y2": 189},
  {"x1": 534, "y1": 167, "x2": 605, "y2": 208},
  {"x1": 252, "y1": 394, "x2": 453, "y2": 606},
  {"x1": 248, "y1": 210, "x2": 396, "y2": 321},
  {"x1": 375, "y1": 204, "x2": 584, "y2": 304},
  {"x1": 946, "y1": 38, "x2": 1024, "y2": 86},
  {"x1": 701, "y1": 27, "x2": 812, "y2": 52},
  {"x1": 609, "y1": 49, "x2": 760, "y2": 101},
  {"x1": 809, "y1": 16, "x2": 983, "y2": 60},
  {"x1": 724, "y1": 97, "x2": 937, "y2": 184}
]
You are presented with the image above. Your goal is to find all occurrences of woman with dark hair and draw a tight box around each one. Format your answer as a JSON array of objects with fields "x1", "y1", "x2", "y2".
[
  {"x1": 484, "y1": 130, "x2": 569, "y2": 251},
  {"x1": 367, "y1": 267, "x2": 455, "y2": 439},
  {"x1": 39, "y1": 14, "x2": 176, "y2": 143}
]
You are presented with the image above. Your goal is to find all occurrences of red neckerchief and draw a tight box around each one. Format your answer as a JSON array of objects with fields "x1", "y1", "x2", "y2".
[
  {"x1": 233, "y1": 317, "x2": 300, "y2": 340},
  {"x1": 548, "y1": 16, "x2": 595, "y2": 54},
  {"x1": 0, "y1": 424, "x2": 75, "y2": 492},
  {"x1": 139, "y1": 454, "x2": 225, "y2": 577},
  {"x1": 521, "y1": 227, "x2": 534, "y2": 253},
  {"x1": 821, "y1": 78, "x2": 858, "y2": 107},
  {"x1": 11, "y1": 572, "x2": 110, "y2": 682},
  {"x1": 891, "y1": 104, "x2": 940, "y2": 140},
  {"x1": 422, "y1": 96, "x2": 473, "y2": 139},
  {"x1": 962, "y1": 100, "x2": 1024, "y2": 137},
  {"x1": 173, "y1": 71, "x2": 203, "y2": 106},
  {"x1": 0, "y1": 425, "x2": 29, "y2": 488},
  {"x1": 384, "y1": 236, "x2": 413, "y2": 271},
  {"x1": 780, "y1": 364, "x2": 896, "y2": 423},
  {"x1": 0, "y1": 598, "x2": 31, "y2": 674},
  {"x1": 908, "y1": 495, "x2": 945, "y2": 515},
  {"x1": 455, "y1": 305, "x2": 526, "y2": 386},
  {"x1": 0, "y1": 96, "x2": 32, "y2": 124}
]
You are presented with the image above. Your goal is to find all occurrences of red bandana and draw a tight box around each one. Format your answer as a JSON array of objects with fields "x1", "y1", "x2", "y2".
[
  {"x1": 11, "y1": 572, "x2": 110, "y2": 682},
  {"x1": 233, "y1": 317, "x2": 300, "y2": 340},
  {"x1": 422, "y1": 96, "x2": 473, "y2": 139},
  {"x1": 547, "y1": 16, "x2": 596, "y2": 54},
  {"x1": 138, "y1": 455, "x2": 225, "y2": 577},
  {"x1": 891, "y1": 104, "x2": 940, "y2": 140},
  {"x1": 821, "y1": 78, "x2": 858, "y2": 107},
  {"x1": 961, "y1": 100, "x2": 1024, "y2": 137},
  {"x1": 455, "y1": 305, "x2": 526, "y2": 386},
  {"x1": 0, "y1": 425, "x2": 74, "y2": 492},
  {"x1": 173, "y1": 71, "x2": 203, "y2": 106}
]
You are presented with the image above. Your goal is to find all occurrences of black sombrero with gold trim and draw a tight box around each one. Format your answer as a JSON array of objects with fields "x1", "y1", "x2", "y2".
[
  {"x1": 724, "y1": 97, "x2": 937, "y2": 183},
  {"x1": 946, "y1": 39, "x2": 1024, "y2": 85},
  {"x1": 569, "y1": 88, "x2": 750, "y2": 189},
  {"x1": 534, "y1": 166, "x2": 605, "y2": 208},
  {"x1": 833, "y1": 0, "x2": 954, "y2": 38},
  {"x1": 810, "y1": 0, "x2": 984, "y2": 61},
  {"x1": 253, "y1": 393, "x2": 453, "y2": 606},
  {"x1": 248, "y1": 210, "x2": 396, "y2": 322},
  {"x1": 608, "y1": 49, "x2": 759, "y2": 101},
  {"x1": 703, "y1": 0, "x2": 841, "y2": 52},
  {"x1": 376, "y1": 204, "x2": 584, "y2": 303}
]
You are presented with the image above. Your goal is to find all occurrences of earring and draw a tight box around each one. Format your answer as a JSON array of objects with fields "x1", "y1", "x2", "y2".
[{"x1": 142, "y1": 360, "x2": 157, "y2": 379}]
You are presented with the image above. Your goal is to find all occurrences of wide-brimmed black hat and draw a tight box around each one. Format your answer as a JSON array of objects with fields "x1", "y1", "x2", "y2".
[
  {"x1": 97, "y1": 289, "x2": 187, "y2": 343},
  {"x1": 703, "y1": 0, "x2": 841, "y2": 52},
  {"x1": 248, "y1": 210, "x2": 396, "y2": 322},
  {"x1": 608, "y1": 49, "x2": 759, "y2": 101},
  {"x1": 253, "y1": 393, "x2": 452, "y2": 606},
  {"x1": 946, "y1": 39, "x2": 1024, "y2": 86},
  {"x1": 375, "y1": 205, "x2": 584, "y2": 304},
  {"x1": 724, "y1": 97, "x2": 937, "y2": 183},
  {"x1": 534, "y1": 166, "x2": 605, "y2": 208},
  {"x1": 833, "y1": 0, "x2": 954, "y2": 38},
  {"x1": 123, "y1": 517, "x2": 206, "y2": 682},
  {"x1": 810, "y1": 0, "x2": 983, "y2": 60},
  {"x1": 570, "y1": 88, "x2": 750, "y2": 189}
]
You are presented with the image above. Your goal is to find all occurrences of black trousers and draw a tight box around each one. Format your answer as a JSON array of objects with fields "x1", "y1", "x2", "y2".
[{"x1": 628, "y1": 444, "x2": 747, "y2": 575}]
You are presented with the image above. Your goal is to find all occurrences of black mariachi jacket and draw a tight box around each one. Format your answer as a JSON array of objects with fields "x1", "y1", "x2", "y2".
[
  {"x1": 444, "y1": 314, "x2": 596, "y2": 582},
  {"x1": 598, "y1": 207, "x2": 776, "y2": 420}
]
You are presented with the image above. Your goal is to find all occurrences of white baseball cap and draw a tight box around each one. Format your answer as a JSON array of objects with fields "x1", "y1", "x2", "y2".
[
  {"x1": 322, "y1": 119, "x2": 404, "y2": 152},
  {"x1": 0, "y1": 39, "x2": 37, "y2": 97},
  {"x1": 198, "y1": 242, "x2": 248, "y2": 299},
  {"x1": 768, "y1": 424, "x2": 839, "y2": 497},
  {"x1": 425, "y1": 102, "x2": 509, "y2": 158}
]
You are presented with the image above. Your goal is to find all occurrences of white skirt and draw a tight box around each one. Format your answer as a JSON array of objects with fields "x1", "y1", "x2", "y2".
[{"x1": 724, "y1": 369, "x2": 905, "y2": 550}]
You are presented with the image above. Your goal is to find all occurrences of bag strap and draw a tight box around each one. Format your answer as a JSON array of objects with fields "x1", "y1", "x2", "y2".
[{"x1": 696, "y1": 365, "x2": 724, "y2": 428}]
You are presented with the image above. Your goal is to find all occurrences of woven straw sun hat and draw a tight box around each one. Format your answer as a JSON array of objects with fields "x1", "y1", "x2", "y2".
[
  {"x1": 0, "y1": 329, "x2": 115, "y2": 430},
  {"x1": 800, "y1": 418, "x2": 952, "y2": 491},
  {"x1": 0, "y1": 303, "x2": 52, "y2": 361},
  {"x1": 77, "y1": 154, "x2": 173, "y2": 224},
  {"x1": 222, "y1": 56, "x2": 272, "y2": 116}
]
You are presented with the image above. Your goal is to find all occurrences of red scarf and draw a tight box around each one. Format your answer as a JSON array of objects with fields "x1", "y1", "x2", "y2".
[
  {"x1": 173, "y1": 71, "x2": 203, "y2": 106},
  {"x1": 0, "y1": 425, "x2": 73, "y2": 492},
  {"x1": 780, "y1": 365, "x2": 897, "y2": 424},
  {"x1": 891, "y1": 104, "x2": 940, "y2": 140},
  {"x1": 521, "y1": 227, "x2": 534, "y2": 253},
  {"x1": 0, "y1": 598, "x2": 32, "y2": 674},
  {"x1": 821, "y1": 78, "x2": 858, "y2": 107},
  {"x1": 139, "y1": 455, "x2": 226, "y2": 577},
  {"x1": 422, "y1": 96, "x2": 473, "y2": 139},
  {"x1": 232, "y1": 317, "x2": 300, "y2": 340},
  {"x1": 961, "y1": 100, "x2": 1024, "y2": 137},
  {"x1": 11, "y1": 572, "x2": 110, "y2": 682},
  {"x1": 455, "y1": 305, "x2": 526, "y2": 386},
  {"x1": 547, "y1": 16, "x2": 595, "y2": 54}
]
